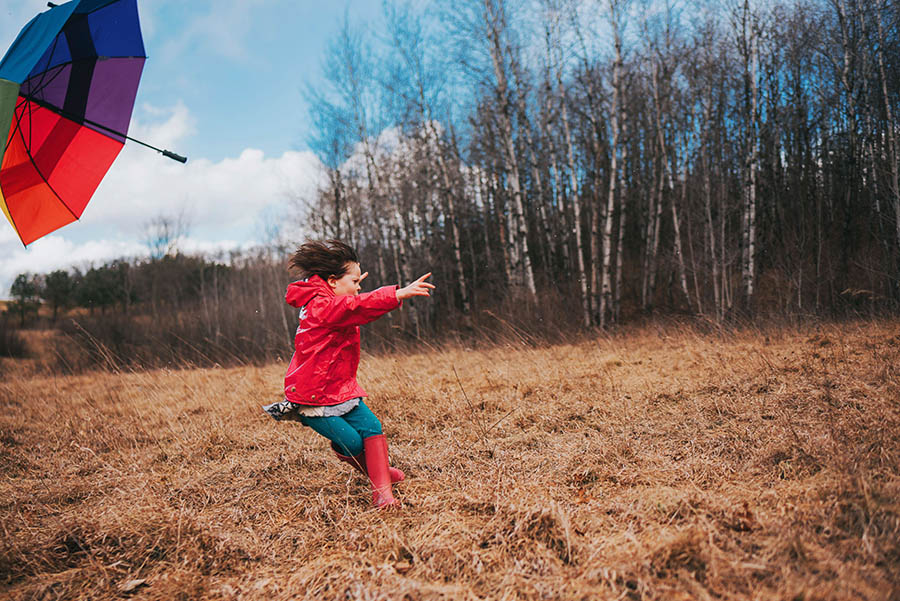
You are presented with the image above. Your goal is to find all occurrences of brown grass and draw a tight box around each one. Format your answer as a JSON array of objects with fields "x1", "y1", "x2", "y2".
[{"x1": 1, "y1": 319, "x2": 898, "y2": 600}]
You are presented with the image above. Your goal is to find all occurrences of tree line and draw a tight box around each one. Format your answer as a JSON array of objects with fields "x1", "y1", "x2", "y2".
[
  {"x1": 2, "y1": 251, "x2": 302, "y2": 371},
  {"x1": 8, "y1": 257, "x2": 235, "y2": 324},
  {"x1": 304, "y1": 0, "x2": 900, "y2": 329}
]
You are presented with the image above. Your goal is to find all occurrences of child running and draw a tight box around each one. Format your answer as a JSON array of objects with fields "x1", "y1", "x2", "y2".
[{"x1": 263, "y1": 239, "x2": 434, "y2": 508}]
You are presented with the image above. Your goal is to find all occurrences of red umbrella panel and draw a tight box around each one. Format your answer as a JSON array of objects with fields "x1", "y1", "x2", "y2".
[{"x1": 0, "y1": 0, "x2": 146, "y2": 245}]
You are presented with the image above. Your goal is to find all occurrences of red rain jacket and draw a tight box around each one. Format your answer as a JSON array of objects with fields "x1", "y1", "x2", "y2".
[{"x1": 283, "y1": 275, "x2": 400, "y2": 406}]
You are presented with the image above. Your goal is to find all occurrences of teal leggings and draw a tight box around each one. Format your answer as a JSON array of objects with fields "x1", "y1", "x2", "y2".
[{"x1": 299, "y1": 400, "x2": 383, "y2": 457}]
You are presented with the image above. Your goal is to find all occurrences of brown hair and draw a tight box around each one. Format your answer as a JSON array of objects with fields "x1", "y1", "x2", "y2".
[{"x1": 289, "y1": 239, "x2": 359, "y2": 281}]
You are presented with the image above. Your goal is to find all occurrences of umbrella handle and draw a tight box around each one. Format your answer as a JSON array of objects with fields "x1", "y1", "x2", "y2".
[{"x1": 162, "y1": 150, "x2": 188, "y2": 164}]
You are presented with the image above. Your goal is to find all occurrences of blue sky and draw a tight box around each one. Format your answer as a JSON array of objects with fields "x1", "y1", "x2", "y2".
[
  {"x1": 0, "y1": 0, "x2": 383, "y2": 296},
  {"x1": 136, "y1": 0, "x2": 381, "y2": 162}
]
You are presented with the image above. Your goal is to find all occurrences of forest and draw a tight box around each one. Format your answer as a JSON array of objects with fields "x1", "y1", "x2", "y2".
[
  {"x1": 3, "y1": 0, "x2": 900, "y2": 370},
  {"x1": 302, "y1": 0, "x2": 900, "y2": 328}
]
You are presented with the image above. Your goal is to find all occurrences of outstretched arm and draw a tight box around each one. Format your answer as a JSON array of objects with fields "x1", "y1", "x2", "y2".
[
  {"x1": 308, "y1": 286, "x2": 400, "y2": 328},
  {"x1": 396, "y1": 272, "x2": 435, "y2": 301}
]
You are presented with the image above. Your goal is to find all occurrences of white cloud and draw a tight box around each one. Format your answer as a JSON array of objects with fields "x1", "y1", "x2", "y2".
[
  {"x1": 0, "y1": 104, "x2": 323, "y2": 298},
  {"x1": 0, "y1": 236, "x2": 146, "y2": 286},
  {"x1": 87, "y1": 102, "x2": 321, "y2": 234}
]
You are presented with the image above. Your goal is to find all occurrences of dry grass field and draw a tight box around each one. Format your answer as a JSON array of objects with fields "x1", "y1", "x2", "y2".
[{"x1": 1, "y1": 320, "x2": 898, "y2": 600}]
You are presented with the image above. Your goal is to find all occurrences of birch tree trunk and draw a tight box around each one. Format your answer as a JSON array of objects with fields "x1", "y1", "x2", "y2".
[
  {"x1": 739, "y1": 0, "x2": 759, "y2": 306},
  {"x1": 427, "y1": 122, "x2": 470, "y2": 313},
  {"x1": 484, "y1": 0, "x2": 536, "y2": 296},
  {"x1": 642, "y1": 152, "x2": 664, "y2": 310},
  {"x1": 651, "y1": 61, "x2": 691, "y2": 310},
  {"x1": 545, "y1": 120, "x2": 570, "y2": 271},
  {"x1": 548, "y1": 12, "x2": 590, "y2": 326},
  {"x1": 540, "y1": 91, "x2": 565, "y2": 272},
  {"x1": 445, "y1": 176, "x2": 470, "y2": 313},
  {"x1": 561, "y1": 93, "x2": 590, "y2": 325},
  {"x1": 671, "y1": 168, "x2": 691, "y2": 309},
  {"x1": 599, "y1": 0, "x2": 624, "y2": 328},
  {"x1": 478, "y1": 170, "x2": 494, "y2": 269},
  {"x1": 702, "y1": 94, "x2": 722, "y2": 320},
  {"x1": 590, "y1": 181, "x2": 601, "y2": 321},
  {"x1": 614, "y1": 111, "x2": 628, "y2": 323},
  {"x1": 515, "y1": 75, "x2": 551, "y2": 275},
  {"x1": 537, "y1": 40, "x2": 566, "y2": 270},
  {"x1": 492, "y1": 171, "x2": 514, "y2": 285}
]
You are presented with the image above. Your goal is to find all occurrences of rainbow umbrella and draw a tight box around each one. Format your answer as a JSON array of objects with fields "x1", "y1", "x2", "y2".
[{"x1": 0, "y1": 0, "x2": 185, "y2": 246}]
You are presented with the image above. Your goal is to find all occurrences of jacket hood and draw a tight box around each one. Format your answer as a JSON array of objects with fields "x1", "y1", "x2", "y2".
[{"x1": 285, "y1": 275, "x2": 333, "y2": 308}]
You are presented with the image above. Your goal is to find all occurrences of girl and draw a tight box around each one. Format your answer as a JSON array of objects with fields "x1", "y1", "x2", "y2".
[{"x1": 264, "y1": 239, "x2": 434, "y2": 508}]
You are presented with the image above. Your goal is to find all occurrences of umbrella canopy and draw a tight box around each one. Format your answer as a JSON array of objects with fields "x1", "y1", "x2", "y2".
[{"x1": 0, "y1": 0, "x2": 146, "y2": 246}]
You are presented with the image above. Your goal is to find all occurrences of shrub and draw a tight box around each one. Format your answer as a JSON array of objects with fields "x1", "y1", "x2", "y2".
[
  {"x1": 0, "y1": 318, "x2": 28, "y2": 358},
  {"x1": 52, "y1": 309, "x2": 294, "y2": 374}
]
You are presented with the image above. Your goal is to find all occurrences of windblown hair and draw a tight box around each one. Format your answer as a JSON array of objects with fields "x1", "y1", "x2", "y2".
[{"x1": 289, "y1": 239, "x2": 359, "y2": 281}]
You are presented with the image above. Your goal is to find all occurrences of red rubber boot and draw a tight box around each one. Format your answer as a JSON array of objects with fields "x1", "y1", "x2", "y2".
[
  {"x1": 332, "y1": 443, "x2": 405, "y2": 483},
  {"x1": 363, "y1": 434, "x2": 400, "y2": 508}
]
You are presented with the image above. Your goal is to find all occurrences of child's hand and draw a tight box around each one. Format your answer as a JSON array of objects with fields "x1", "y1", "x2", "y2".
[{"x1": 396, "y1": 272, "x2": 435, "y2": 301}]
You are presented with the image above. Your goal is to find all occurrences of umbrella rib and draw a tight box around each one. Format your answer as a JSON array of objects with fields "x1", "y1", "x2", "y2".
[
  {"x1": 27, "y1": 33, "x2": 63, "y2": 109},
  {"x1": 26, "y1": 86, "x2": 32, "y2": 161},
  {"x1": 20, "y1": 63, "x2": 67, "y2": 103},
  {"x1": 20, "y1": 96, "x2": 184, "y2": 163},
  {"x1": 25, "y1": 95, "x2": 129, "y2": 140}
]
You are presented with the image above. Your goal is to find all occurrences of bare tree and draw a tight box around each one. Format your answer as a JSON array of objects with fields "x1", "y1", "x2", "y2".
[
  {"x1": 735, "y1": 0, "x2": 760, "y2": 307},
  {"x1": 599, "y1": 0, "x2": 629, "y2": 327},
  {"x1": 383, "y1": 2, "x2": 472, "y2": 313},
  {"x1": 548, "y1": 0, "x2": 591, "y2": 325},
  {"x1": 482, "y1": 0, "x2": 537, "y2": 296},
  {"x1": 143, "y1": 212, "x2": 190, "y2": 260}
]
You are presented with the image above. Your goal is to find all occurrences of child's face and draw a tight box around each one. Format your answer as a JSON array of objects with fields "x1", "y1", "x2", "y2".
[{"x1": 328, "y1": 262, "x2": 363, "y2": 296}]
